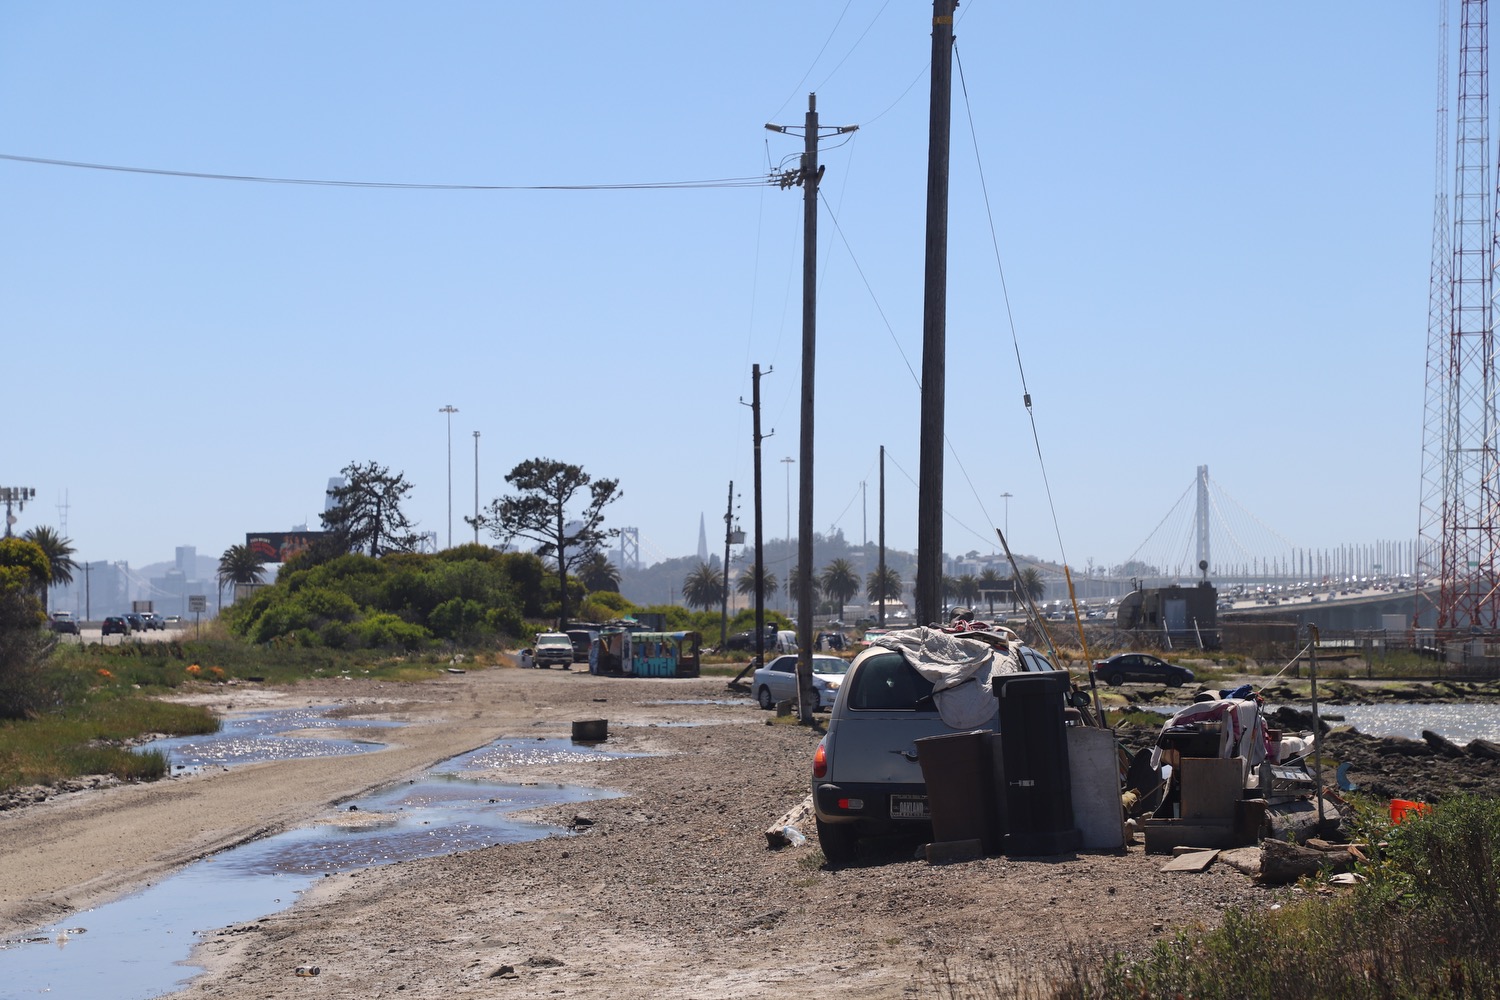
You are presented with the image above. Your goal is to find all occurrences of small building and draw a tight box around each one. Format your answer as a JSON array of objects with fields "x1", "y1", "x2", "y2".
[{"x1": 1115, "y1": 582, "x2": 1219, "y2": 649}]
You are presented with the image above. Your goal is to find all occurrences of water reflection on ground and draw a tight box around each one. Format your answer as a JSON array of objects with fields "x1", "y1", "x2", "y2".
[
  {"x1": 139, "y1": 705, "x2": 403, "y2": 773},
  {"x1": 1, "y1": 730, "x2": 635, "y2": 999}
]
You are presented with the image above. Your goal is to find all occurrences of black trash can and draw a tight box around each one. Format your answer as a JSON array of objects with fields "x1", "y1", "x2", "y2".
[
  {"x1": 994, "y1": 672, "x2": 1080, "y2": 856},
  {"x1": 915, "y1": 729, "x2": 999, "y2": 854}
]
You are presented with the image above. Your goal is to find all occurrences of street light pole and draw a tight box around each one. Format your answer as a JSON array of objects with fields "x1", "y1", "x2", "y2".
[
  {"x1": 439, "y1": 405, "x2": 458, "y2": 548},
  {"x1": 472, "y1": 430, "x2": 480, "y2": 545},
  {"x1": 1000, "y1": 492, "x2": 1013, "y2": 541}
]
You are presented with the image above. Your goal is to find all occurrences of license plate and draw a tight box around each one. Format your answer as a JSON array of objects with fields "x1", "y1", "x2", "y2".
[{"x1": 890, "y1": 795, "x2": 929, "y2": 819}]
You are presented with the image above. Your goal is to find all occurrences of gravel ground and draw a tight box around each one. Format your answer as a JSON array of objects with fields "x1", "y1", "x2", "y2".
[{"x1": 8, "y1": 665, "x2": 1485, "y2": 999}]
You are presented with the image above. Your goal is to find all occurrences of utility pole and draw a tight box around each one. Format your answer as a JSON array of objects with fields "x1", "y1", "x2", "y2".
[
  {"x1": 472, "y1": 430, "x2": 481, "y2": 545},
  {"x1": 915, "y1": 0, "x2": 956, "y2": 626},
  {"x1": 721, "y1": 480, "x2": 736, "y2": 649},
  {"x1": 767, "y1": 93, "x2": 856, "y2": 724},
  {"x1": 744, "y1": 364, "x2": 772, "y2": 667}
]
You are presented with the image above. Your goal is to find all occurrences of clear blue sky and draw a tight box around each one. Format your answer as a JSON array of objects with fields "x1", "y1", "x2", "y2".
[{"x1": 2, "y1": 3, "x2": 1438, "y2": 575}]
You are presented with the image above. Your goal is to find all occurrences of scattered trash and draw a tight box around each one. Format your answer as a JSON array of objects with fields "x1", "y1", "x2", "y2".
[
  {"x1": 1390, "y1": 798, "x2": 1432, "y2": 824},
  {"x1": 295, "y1": 965, "x2": 321, "y2": 977}
]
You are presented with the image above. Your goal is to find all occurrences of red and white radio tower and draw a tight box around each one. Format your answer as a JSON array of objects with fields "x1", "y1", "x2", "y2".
[{"x1": 1418, "y1": 0, "x2": 1500, "y2": 632}]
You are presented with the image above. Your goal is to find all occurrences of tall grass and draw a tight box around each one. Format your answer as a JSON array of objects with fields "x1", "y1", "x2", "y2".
[
  {"x1": 934, "y1": 795, "x2": 1500, "y2": 1000},
  {"x1": 0, "y1": 699, "x2": 217, "y2": 788}
]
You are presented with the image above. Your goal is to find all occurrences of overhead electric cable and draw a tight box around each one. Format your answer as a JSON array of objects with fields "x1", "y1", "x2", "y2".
[{"x1": 0, "y1": 152, "x2": 771, "y2": 190}]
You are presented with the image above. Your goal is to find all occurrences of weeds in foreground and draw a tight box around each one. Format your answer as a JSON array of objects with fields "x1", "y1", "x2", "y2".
[
  {"x1": 930, "y1": 795, "x2": 1500, "y2": 1000},
  {"x1": 0, "y1": 699, "x2": 217, "y2": 789}
]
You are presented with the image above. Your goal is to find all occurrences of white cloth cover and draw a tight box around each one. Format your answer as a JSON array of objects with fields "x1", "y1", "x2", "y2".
[
  {"x1": 1149, "y1": 698, "x2": 1269, "y2": 772},
  {"x1": 872, "y1": 626, "x2": 1023, "y2": 729}
]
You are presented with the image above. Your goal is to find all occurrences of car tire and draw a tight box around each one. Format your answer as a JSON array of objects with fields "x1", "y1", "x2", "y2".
[
  {"x1": 757, "y1": 685, "x2": 774, "y2": 710},
  {"x1": 1168, "y1": 675, "x2": 1185, "y2": 688},
  {"x1": 1108, "y1": 673, "x2": 1125, "y2": 687},
  {"x1": 816, "y1": 818, "x2": 859, "y2": 866}
]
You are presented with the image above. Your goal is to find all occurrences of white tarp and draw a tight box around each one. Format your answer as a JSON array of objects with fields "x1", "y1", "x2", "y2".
[{"x1": 872, "y1": 626, "x2": 1024, "y2": 729}]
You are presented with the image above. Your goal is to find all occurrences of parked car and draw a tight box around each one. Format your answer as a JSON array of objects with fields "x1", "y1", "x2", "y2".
[
  {"x1": 565, "y1": 628, "x2": 597, "y2": 663},
  {"x1": 810, "y1": 638, "x2": 1062, "y2": 864},
  {"x1": 752, "y1": 654, "x2": 850, "y2": 711},
  {"x1": 48, "y1": 612, "x2": 80, "y2": 634},
  {"x1": 725, "y1": 625, "x2": 778, "y2": 651},
  {"x1": 102, "y1": 615, "x2": 130, "y2": 636},
  {"x1": 531, "y1": 632, "x2": 576, "y2": 670},
  {"x1": 1090, "y1": 652, "x2": 1194, "y2": 688},
  {"x1": 124, "y1": 612, "x2": 147, "y2": 632}
]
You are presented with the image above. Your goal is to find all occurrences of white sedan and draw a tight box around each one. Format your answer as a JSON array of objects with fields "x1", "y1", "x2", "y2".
[{"x1": 752, "y1": 654, "x2": 851, "y2": 711}]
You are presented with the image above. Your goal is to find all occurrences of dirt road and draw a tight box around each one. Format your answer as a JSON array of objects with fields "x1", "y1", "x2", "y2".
[{"x1": 2, "y1": 667, "x2": 1276, "y2": 999}]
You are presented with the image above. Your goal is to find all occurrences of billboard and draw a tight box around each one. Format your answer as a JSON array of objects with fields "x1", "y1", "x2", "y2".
[{"x1": 246, "y1": 532, "x2": 331, "y2": 563}]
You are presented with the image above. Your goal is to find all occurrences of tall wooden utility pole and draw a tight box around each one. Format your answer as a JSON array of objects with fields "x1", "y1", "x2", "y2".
[
  {"x1": 750, "y1": 364, "x2": 770, "y2": 667},
  {"x1": 914, "y1": 0, "x2": 956, "y2": 626},
  {"x1": 767, "y1": 94, "x2": 856, "y2": 724}
]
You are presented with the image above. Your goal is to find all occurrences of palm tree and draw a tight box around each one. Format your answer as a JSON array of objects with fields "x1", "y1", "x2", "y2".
[
  {"x1": 735, "y1": 565, "x2": 778, "y2": 601},
  {"x1": 787, "y1": 564, "x2": 822, "y2": 609},
  {"x1": 579, "y1": 551, "x2": 622, "y2": 593},
  {"x1": 956, "y1": 574, "x2": 980, "y2": 612},
  {"x1": 21, "y1": 526, "x2": 76, "y2": 613},
  {"x1": 1014, "y1": 567, "x2": 1045, "y2": 606},
  {"x1": 217, "y1": 544, "x2": 266, "y2": 610},
  {"x1": 681, "y1": 562, "x2": 724, "y2": 611},
  {"x1": 865, "y1": 567, "x2": 902, "y2": 610},
  {"x1": 819, "y1": 558, "x2": 860, "y2": 621},
  {"x1": 977, "y1": 568, "x2": 1005, "y2": 614}
]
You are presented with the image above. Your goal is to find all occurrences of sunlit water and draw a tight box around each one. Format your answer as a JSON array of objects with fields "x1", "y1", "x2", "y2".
[
  {"x1": 139, "y1": 705, "x2": 404, "y2": 774},
  {"x1": 1140, "y1": 703, "x2": 1500, "y2": 743},
  {"x1": 0, "y1": 729, "x2": 635, "y2": 999}
]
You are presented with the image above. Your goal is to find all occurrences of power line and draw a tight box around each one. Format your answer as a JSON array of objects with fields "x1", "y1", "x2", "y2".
[{"x1": 0, "y1": 152, "x2": 772, "y2": 191}]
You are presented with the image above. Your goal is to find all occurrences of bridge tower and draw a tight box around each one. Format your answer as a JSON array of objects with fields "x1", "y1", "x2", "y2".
[
  {"x1": 1195, "y1": 465, "x2": 1210, "y2": 575},
  {"x1": 1418, "y1": 0, "x2": 1500, "y2": 631}
]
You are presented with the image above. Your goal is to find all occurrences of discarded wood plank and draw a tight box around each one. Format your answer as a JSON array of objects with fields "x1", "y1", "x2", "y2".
[
  {"x1": 765, "y1": 794, "x2": 814, "y2": 849},
  {"x1": 1161, "y1": 849, "x2": 1219, "y2": 873},
  {"x1": 1259, "y1": 837, "x2": 1355, "y2": 886}
]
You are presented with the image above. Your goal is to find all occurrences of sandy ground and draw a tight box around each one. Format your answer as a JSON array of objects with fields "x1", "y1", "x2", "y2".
[{"x1": 0, "y1": 665, "x2": 1284, "y2": 999}]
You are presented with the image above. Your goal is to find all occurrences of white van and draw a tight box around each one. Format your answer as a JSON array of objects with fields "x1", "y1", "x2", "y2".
[{"x1": 775, "y1": 630, "x2": 798, "y2": 654}]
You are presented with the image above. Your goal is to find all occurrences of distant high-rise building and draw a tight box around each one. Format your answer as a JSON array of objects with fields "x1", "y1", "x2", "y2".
[
  {"x1": 175, "y1": 545, "x2": 196, "y2": 574},
  {"x1": 697, "y1": 514, "x2": 708, "y2": 563},
  {"x1": 325, "y1": 477, "x2": 346, "y2": 513}
]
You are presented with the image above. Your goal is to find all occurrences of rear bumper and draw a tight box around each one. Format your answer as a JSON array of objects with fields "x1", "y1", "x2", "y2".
[{"x1": 812, "y1": 780, "x2": 929, "y2": 825}]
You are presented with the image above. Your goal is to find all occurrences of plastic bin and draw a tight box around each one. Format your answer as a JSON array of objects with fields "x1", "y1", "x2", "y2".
[
  {"x1": 994, "y1": 672, "x2": 1080, "y2": 856},
  {"x1": 915, "y1": 730, "x2": 999, "y2": 854}
]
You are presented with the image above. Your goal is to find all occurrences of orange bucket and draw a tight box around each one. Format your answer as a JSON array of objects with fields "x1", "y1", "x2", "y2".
[{"x1": 1390, "y1": 798, "x2": 1432, "y2": 824}]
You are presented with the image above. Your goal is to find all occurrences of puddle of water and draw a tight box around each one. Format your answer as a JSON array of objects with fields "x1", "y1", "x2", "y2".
[
  {"x1": 139, "y1": 705, "x2": 403, "y2": 774},
  {"x1": 1, "y1": 733, "x2": 632, "y2": 999},
  {"x1": 0, "y1": 862, "x2": 315, "y2": 999}
]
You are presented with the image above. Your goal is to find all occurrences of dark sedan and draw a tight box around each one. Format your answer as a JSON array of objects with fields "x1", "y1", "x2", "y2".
[{"x1": 1091, "y1": 653, "x2": 1194, "y2": 687}]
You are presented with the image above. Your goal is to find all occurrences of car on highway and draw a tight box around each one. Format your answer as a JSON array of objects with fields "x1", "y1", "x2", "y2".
[
  {"x1": 141, "y1": 613, "x2": 166, "y2": 631},
  {"x1": 124, "y1": 612, "x2": 147, "y2": 632},
  {"x1": 810, "y1": 637, "x2": 1062, "y2": 864},
  {"x1": 1090, "y1": 652, "x2": 1194, "y2": 688},
  {"x1": 48, "y1": 612, "x2": 80, "y2": 634},
  {"x1": 752, "y1": 653, "x2": 850, "y2": 711},
  {"x1": 101, "y1": 615, "x2": 130, "y2": 636}
]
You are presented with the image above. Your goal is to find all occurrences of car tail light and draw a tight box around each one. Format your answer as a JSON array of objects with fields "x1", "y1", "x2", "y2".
[
  {"x1": 812, "y1": 738, "x2": 829, "y2": 779},
  {"x1": 837, "y1": 797, "x2": 864, "y2": 811}
]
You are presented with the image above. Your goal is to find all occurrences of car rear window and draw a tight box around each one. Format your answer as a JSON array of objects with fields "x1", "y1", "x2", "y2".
[{"x1": 847, "y1": 651, "x2": 935, "y2": 711}]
